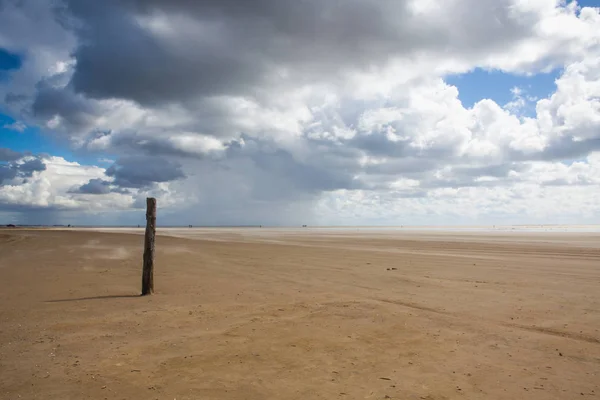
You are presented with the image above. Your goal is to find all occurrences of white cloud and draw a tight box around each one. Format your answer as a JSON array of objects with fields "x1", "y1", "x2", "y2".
[
  {"x1": 2, "y1": 121, "x2": 26, "y2": 132},
  {"x1": 0, "y1": 156, "x2": 133, "y2": 211},
  {"x1": 1, "y1": 1, "x2": 600, "y2": 224}
]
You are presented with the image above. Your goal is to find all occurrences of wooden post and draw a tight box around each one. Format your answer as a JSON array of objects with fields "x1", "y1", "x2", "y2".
[{"x1": 141, "y1": 197, "x2": 156, "y2": 295}]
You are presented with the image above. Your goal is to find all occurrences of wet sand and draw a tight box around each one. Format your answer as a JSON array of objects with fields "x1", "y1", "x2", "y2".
[{"x1": 1, "y1": 228, "x2": 599, "y2": 399}]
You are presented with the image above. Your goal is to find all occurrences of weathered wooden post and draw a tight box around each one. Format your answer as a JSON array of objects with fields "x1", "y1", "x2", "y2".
[{"x1": 141, "y1": 197, "x2": 156, "y2": 295}]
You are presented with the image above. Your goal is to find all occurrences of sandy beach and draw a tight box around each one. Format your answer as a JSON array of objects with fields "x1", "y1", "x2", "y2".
[{"x1": 1, "y1": 228, "x2": 599, "y2": 399}]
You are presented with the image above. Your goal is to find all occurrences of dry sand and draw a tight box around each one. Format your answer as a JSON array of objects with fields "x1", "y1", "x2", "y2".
[{"x1": 1, "y1": 228, "x2": 599, "y2": 399}]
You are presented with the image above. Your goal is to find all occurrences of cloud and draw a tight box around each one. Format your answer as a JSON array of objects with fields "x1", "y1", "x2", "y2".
[
  {"x1": 2, "y1": 120, "x2": 26, "y2": 132},
  {"x1": 0, "y1": 166, "x2": 18, "y2": 184},
  {"x1": 70, "y1": 178, "x2": 131, "y2": 195},
  {"x1": 0, "y1": 147, "x2": 22, "y2": 162},
  {"x1": 0, "y1": 150, "x2": 46, "y2": 185},
  {"x1": 31, "y1": 78, "x2": 100, "y2": 132},
  {"x1": 18, "y1": 157, "x2": 46, "y2": 177},
  {"x1": 4, "y1": 92, "x2": 28, "y2": 105},
  {"x1": 62, "y1": 0, "x2": 594, "y2": 107},
  {"x1": 105, "y1": 156, "x2": 186, "y2": 188},
  {"x1": 0, "y1": 0, "x2": 599, "y2": 225},
  {"x1": 70, "y1": 178, "x2": 111, "y2": 194},
  {"x1": 0, "y1": 155, "x2": 136, "y2": 212}
]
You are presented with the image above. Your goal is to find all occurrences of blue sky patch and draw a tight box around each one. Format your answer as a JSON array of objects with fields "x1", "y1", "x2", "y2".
[
  {"x1": 0, "y1": 113, "x2": 111, "y2": 165},
  {"x1": 0, "y1": 48, "x2": 22, "y2": 71},
  {"x1": 574, "y1": 0, "x2": 600, "y2": 9},
  {"x1": 0, "y1": 48, "x2": 22, "y2": 82},
  {"x1": 445, "y1": 68, "x2": 561, "y2": 114}
]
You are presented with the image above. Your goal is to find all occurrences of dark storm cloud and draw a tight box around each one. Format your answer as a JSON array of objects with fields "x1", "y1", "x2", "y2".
[
  {"x1": 0, "y1": 165, "x2": 18, "y2": 183},
  {"x1": 87, "y1": 131, "x2": 364, "y2": 192},
  {"x1": 0, "y1": 148, "x2": 22, "y2": 162},
  {"x1": 70, "y1": 178, "x2": 132, "y2": 195},
  {"x1": 4, "y1": 92, "x2": 28, "y2": 105},
  {"x1": 346, "y1": 120, "x2": 459, "y2": 160},
  {"x1": 105, "y1": 156, "x2": 186, "y2": 188},
  {"x1": 100, "y1": 131, "x2": 207, "y2": 159},
  {"x1": 18, "y1": 158, "x2": 46, "y2": 177},
  {"x1": 70, "y1": 178, "x2": 111, "y2": 194},
  {"x1": 220, "y1": 135, "x2": 365, "y2": 193},
  {"x1": 251, "y1": 148, "x2": 360, "y2": 193},
  {"x1": 62, "y1": 0, "x2": 534, "y2": 106},
  {"x1": 66, "y1": 0, "x2": 268, "y2": 105},
  {"x1": 0, "y1": 151, "x2": 46, "y2": 185},
  {"x1": 31, "y1": 79, "x2": 98, "y2": 132},
  {"x1": 16, "y1": 0, "x2": 582, "y2": 194}
]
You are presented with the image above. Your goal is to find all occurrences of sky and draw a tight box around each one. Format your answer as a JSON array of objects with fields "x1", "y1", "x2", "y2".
[{"x1": 0, "y1": 0, "x2": 600, "y2": 226}]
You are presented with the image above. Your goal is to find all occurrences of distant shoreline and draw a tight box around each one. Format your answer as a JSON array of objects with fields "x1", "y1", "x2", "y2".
[{"x1": 4, "y1": 224, "x2": 600, "y2": 233}]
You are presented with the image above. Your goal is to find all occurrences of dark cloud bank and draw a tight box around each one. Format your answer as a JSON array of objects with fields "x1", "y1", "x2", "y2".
[{"x1": 0, "y1": 0, "x2": 598, "y2": 224}]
